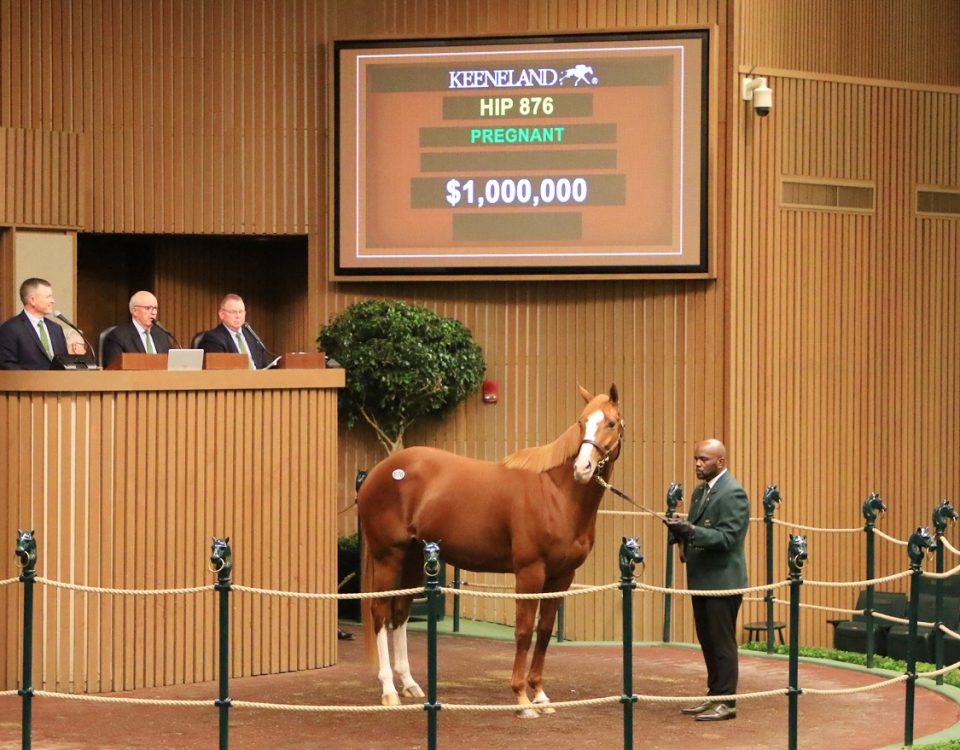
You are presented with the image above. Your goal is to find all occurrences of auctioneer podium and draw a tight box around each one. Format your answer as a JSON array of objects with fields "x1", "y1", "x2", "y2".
[{"x1": 0, "y1": 365, "x2": 344, "y2": 693}]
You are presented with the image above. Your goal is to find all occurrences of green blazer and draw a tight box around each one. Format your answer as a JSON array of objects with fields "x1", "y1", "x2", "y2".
[{"x1": 684, "y1": 471, "x2": 750, "y2": 591}]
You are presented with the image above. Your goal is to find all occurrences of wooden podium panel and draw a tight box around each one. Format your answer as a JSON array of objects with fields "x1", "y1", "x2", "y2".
[
  {"x1": 105, "y1": 352, "x2": 168, "y2": 370},
  {"x1": 203, "y1": 352, "x2": 249, "y2": 370},
  {"x1": 277, "y1": 352, "x2": 326, "y2": 369},
  {"x1": 0, "y1": 369, "x2": 344, "y2": 694}
]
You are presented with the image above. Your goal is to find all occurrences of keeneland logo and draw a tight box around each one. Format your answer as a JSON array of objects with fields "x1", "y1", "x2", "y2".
[{"x1": 448, "y1": 64, "x2": 599, "y2": 89}]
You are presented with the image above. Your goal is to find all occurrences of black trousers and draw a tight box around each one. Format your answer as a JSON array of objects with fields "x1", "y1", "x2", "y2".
[{"x1": 691, "y1": 594, "x2": 743, "y2": 706}]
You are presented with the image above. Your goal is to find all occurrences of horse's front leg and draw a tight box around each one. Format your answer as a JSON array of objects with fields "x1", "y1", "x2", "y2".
[
  {"x1": 527, "y1": 572, "x2": 575, "y2": 714},
  {"x1": 511, "y1": 596, "x2": 541, "y2": 718}
]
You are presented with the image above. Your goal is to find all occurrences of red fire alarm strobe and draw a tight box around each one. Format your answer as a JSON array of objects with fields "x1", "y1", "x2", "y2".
[{"x1": 482, "y1": 379, "x2": 498, "y2": 404}]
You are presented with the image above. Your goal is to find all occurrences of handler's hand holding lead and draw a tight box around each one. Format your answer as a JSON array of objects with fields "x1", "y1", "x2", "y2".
[{"x1": 664, "y1": 517, "x2": 695, "y2": 540}]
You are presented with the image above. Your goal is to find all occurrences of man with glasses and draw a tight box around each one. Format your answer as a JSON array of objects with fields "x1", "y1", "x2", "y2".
[
  {"x1": 102, "y1": 290, "x2": 173, "y2": 367},
  {"x1": 0, "y1": 277, "x2": 69, "y2": 369},
  {"x1": 198, "y1": 293, "x2": 270, "y2": 369}
]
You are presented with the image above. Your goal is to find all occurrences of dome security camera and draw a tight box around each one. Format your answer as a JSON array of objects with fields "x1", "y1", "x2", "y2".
[{"x1": 742, "y1": 76, "x2": 773, "y2": 118}]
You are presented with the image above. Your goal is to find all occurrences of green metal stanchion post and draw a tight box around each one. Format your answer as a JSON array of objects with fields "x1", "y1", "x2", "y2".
[
  {"x1": 862, "y1": 493, "x2": 885, "y2": 669},
  {"x1": 762, "y1": 485, "x2": 782, "y2": 653},
  {"x1": 905, "y1": 528, "x2": 936, "y2": 747},
  {"x1": 15, "y1": 530, "x2": 38, "y2": 750},
  {"x1": 556, "y1": 600, "x2": 564, "y2": 643},
  {"x1": 619, "y1": 538, "x2": 643, "y2": 750},
  {"x1": 211, "y1": 537, "x2": 233, "y2": 750},
  {"x1": 423, "y1": 541, "x2": 442, "y2": 750},
  {"x1": 931, "y1": 500, "x2": 957, "y2": 685},
  {"x1": 662, "y1": 483, "x2": 682, "y2": 643},
  {"x1": 452, "y1": 566, "x2": 461, "y2": 633},
  {"x1": 786, "y1": 534, "x2": 807, "y2": 750}
]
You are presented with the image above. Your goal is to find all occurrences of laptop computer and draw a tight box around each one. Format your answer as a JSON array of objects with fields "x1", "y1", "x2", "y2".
[{"x1": 166, "y1": 348, "x2": 205, "y2": 371}]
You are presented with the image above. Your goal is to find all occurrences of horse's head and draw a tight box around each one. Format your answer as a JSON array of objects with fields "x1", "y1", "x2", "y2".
[
  {"x1": 209, "y1": 536, "x2": 233, "y2": 583},
  {"x1": 763, "y1": 485, "x2": 782, "y2": 515},
  {"x1": 573, "y1": 384, "x2": 624, "y2": 483},
  {"x1": 665, "y1": 482, "x2": 683, "y2": 514},
  {"x1": 907, "y1": 527, "x2": 936, "y2": 567},
  {"x1": 15, "y1": 529, "x2": 37, "y2": 571},
  {"x1": 788, "y1": 534, "x2": 808, "y2": 576},
  {"x1": 619, "y1": 536, "x2": 644, "y2": 577},
  {"x1": 862, "y1": 492, "x2": 886, "y2": 524},
  {"x1": 932, "y1": 499, "x2": 958, "y2": 536}
]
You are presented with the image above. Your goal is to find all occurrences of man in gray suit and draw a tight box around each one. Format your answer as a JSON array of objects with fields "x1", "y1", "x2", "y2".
[{"x1": 665, "y1": 439, "x2": 750, "y2": 722}]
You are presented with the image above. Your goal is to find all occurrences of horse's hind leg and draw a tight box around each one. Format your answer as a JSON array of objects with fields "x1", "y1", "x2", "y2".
[
  {"x1": 370, "y1": 553, "x2": 404, "y2": 706},
  {"x1": 391, "y1": 546, "x2": 426, "y2": 698},
  {"x1": 390, "y1": 595, "x2": 424, "y2": 698}
]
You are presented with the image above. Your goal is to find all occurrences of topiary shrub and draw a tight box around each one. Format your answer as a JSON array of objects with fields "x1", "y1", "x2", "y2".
[{"x1": 318, "y1": 299, "x2": 486, "y2": 455}]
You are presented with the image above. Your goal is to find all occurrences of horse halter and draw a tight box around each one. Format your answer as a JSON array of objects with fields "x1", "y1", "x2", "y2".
[{"x1": 581, "y1": 417, "x2": 625, "y2": 475}]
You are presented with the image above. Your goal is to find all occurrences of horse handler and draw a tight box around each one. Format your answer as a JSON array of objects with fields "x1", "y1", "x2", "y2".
[{"x1": 664, "y1": 439, "x2": 750, "y2": 722}]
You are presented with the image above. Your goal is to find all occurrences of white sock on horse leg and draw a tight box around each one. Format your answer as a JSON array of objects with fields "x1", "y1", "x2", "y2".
[
  {"x1": 393, "y1": 623, "x2": 424, "y2": 697},
  {"x1": 377, "y1": 627, "x2": 400, "y2": 704}
]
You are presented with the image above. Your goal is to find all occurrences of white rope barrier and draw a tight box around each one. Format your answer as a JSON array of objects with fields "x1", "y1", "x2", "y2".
[
  {"x1": 804, "y1": 570, "x2": 913, "y2": 588},
  {"x1": 438, "y1": 582, "x2": 621, "y2": 600},
  {"x1": 941, "y1": 537, "x2": 960, "y2": 555},
  {"x1": 0, "y1": 577, "x2": 19, "y2": 587},
  {"x1": 231, "y1": 584, "x2": 424, "y2": 600},
  {"x1": 873, "y1": 528, "x2": 909, "y2": 546},
  {"x1": 771, "y1": 518, "x2": 863, "y2": 534},
  {"x1": 34, "y1": 577, "x2": 211, "y2": 596},
  {"x1": 33, "y1": 690, "x2": 210, "y2": 707},
  {"x1": 922, "y1": 561, "x2": 960, "y2": 578}
]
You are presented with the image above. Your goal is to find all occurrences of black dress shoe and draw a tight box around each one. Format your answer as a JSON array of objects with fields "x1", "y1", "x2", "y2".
[
  {"x1": 696, "y1": 703, "x2": 736, "y2": 721},
  {"x1": 680, "y1": 700, "x2": 714, "y2": 715},
  {"x1": 337, "y1": 629, "x2": 354, "y2": 641}
]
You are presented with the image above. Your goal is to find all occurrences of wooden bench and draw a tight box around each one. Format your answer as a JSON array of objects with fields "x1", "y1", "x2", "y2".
[{"x1": 743, "y1": 620, "x2": 786, "y2": 644}]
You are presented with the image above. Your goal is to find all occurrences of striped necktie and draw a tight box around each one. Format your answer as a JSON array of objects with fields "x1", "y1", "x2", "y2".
[
  {"x1": 235, "y1": 333, "x2": 254, "y2": 369},
  {"x1": 37, "y1": 320, "x2": 53, "y2": 359},
  {"x1": 144, "y1": 329, "x2": 156, "y2": 353}
]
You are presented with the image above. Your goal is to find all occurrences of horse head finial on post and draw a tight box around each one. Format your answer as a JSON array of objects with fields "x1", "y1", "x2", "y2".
[
  {"x1": 665, "y1": 483, "x2": 683, "y2": 516},
  {"x1": 423, "y1": 541, "x2": 441, "y2": 584},
  {"x1": 862, "y1": 492, "x2": 886, "y2": 527},
  {"x1": 788, "y1": 535, "x2": 807, "y2": 578},
  {"x1": 763, "y1": 485, "x2": 782, "y2": 518},
  {"x1": 619, "y1": 537, "x2": 644, "y2": 579},
  {"x1": 931, "y1": 500, "x2": 958, "y2": 538},
  {"x1": 15, "y1": 529, "x2": 37, "y2": 578},
  {"x1": 209, "y1": 537, "x2": 233, "y2": 586},
  {"x1": 907, "y1": 528, "x2": 936, "y2": 570}
]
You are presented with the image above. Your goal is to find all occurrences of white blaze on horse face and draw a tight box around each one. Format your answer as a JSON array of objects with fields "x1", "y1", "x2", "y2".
[{"x1": 573, "y1": 409, "x2": 604, "y2": 482}]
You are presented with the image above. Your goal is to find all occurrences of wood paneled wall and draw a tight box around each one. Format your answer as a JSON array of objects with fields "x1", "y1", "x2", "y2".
[
  {"x1": 0, "y1": 0, "x2": 957, "y2": 650},
  {"x1": 0, "y1": 371, "x2": 342, "y2": 692}
]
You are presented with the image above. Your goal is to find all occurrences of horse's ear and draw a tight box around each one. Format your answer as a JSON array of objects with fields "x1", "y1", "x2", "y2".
[
  {"x1": 577, "y1": 384, "x2": 592, "y2": 403},
  {"x1": 609, "y1": 384, "x2": 619, "y2": 404}
]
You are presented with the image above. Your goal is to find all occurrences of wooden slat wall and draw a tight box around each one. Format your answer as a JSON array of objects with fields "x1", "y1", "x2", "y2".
[
  {"x1": 731, "y1": 1, "x2": 960, "y2": 647},
  {"x1": 737, "y1": 0, "x2": 960, "y2": 86},
  {"x1": 0, "y1": 373, "x2": 340, "y2": 692},
  {"x1": 0, "y1": 127, "x2": 87, "y2": 228},
  {"x1": 0, "y1": 0, "x2": 957, "y2": 651}
]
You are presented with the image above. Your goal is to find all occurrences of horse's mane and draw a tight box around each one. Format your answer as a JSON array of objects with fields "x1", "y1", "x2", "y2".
[{"x1": 502, "y1": 421, "x2": 582, "y2": 473}]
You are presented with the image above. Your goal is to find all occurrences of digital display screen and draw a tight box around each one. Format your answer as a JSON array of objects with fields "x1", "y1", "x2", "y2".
[{"x1": 332, "y1": 31, "x2": 711, "y2": 279}]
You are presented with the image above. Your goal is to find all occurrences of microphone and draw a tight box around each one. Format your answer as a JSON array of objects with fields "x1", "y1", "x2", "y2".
[
  {"x1": 242, "y1": 323, "x2": 278, "y2": 365},
  {"x1": 152, "y1": 320, "x2": 181, "y2": 349},
  {"x1": 54, "y1": 311, "x2": 99, "y2": 366}
]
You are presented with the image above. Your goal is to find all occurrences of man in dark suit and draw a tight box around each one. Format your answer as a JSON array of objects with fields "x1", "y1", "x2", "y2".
[
  {"x1": 665, "y1": 439, "x2": 750, "y2": 722},
  {"x1": 102, "y1": 290, "x2": 173, "y2": 367},
  {"x1": 198, "y1": 293, "x2": 271, "y2": 369},
  {"x1": 0, "y1": 277, "x2": 68, "y2": 370}
]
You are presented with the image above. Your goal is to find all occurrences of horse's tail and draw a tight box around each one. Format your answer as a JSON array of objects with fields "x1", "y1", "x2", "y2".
[{"x1": 361, "y1": 536, "x2": 378, "y2": 667}]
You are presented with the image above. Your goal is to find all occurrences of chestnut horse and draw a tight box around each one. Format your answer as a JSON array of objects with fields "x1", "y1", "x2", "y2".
[{"x1": 357, "y1": 384, "x2": 624, "y2": 716}]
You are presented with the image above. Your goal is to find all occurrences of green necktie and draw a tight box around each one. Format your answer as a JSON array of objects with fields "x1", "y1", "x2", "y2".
[
  {"x1": 37, "y1": 320, "x2": 53, "y2": 359},
  {"x1": 144, "y1": 329, "x2": 156, "y2": 353},
  {"x1": 235, "y1": 333, "x2": 254, "y2": 369}
]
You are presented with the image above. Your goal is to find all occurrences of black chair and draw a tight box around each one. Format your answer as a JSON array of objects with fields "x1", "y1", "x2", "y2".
[
  {"x1": 190, "y1": 331, "x2": 206, "y2": 349},
  {"x1": 831, "y1": 590, "x2": 907, "y2": 655},
  {"x1": 97, "y1": 325, "x2": 117, "y2": 367},
  {"x1": 886, "y1": 593, "x2": 960, "y2": 663}
]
